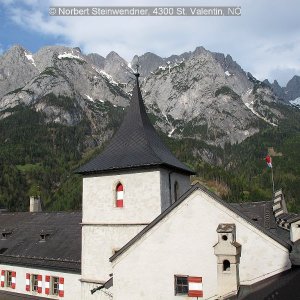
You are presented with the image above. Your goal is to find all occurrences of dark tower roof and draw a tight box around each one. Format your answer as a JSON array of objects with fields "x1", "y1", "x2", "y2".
[{"x1": 77, "y1": 73, "x2": 195, "y2": 175}]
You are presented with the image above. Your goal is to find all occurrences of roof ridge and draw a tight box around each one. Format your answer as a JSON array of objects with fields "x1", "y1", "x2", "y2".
[{"x1": 110, "y1": 183, "x2": 290, "y2": 262}]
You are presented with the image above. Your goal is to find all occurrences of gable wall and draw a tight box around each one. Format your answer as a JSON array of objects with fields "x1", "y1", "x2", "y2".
[{"x1": 112, "y1": 189, "x2": 291, "y2": 300}]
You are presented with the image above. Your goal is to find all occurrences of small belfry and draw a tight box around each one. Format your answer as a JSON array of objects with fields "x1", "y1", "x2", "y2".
[{"x1": 77, "y1": 71, "x2": 194, "y2": 299}]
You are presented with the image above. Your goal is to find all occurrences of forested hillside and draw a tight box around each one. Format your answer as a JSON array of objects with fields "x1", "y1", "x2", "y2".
[
  {"x1": 0, "y1": 104, "x2": 120, "y2": 211},
  {"x1": 1, "y1": 102, "x2": 300, "y2": 212}
]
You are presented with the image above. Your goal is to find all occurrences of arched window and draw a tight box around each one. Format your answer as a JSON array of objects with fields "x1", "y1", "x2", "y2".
[
  {"x1": 223, "y1": 260, "x2": 230, "y2": 272},
  {"x1": 116, "y1": 183, "x2": 124, "y2": 208},
  {"x1": 174, "y1": 181, "x2": 179, "y2": 202}
]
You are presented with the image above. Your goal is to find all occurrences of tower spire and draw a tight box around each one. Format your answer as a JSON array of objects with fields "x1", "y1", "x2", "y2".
[
  {"x1": 77, "y1": 74, "x2": 194, "y2": 175},
  {"x1": 134, "y1": 63, "x2": 140, "y2": 77}
]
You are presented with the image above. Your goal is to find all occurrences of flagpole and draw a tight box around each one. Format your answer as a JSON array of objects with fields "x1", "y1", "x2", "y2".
[
  {"x1": 271, "y1": 166, "x2": 275, "y2": 195},
  {"x1": 265, "y1": 154, "x2": 275, "y2": 195}
]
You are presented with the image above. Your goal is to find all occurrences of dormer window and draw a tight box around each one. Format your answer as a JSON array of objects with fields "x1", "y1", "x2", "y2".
[
  {"x1": 1, "y1": 230, "x2": 12, "y2": 240},
  {"x1": 39, "y1": 231, "x2": 50, "y2": 242},
  {"x1": 116, "y1": 183, "x2": 124, "y2": 208}
]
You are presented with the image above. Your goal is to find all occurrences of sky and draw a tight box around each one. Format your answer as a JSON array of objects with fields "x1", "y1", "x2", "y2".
[{"x1": 0, "y1": 0, "x2": 299, "y2": 86}]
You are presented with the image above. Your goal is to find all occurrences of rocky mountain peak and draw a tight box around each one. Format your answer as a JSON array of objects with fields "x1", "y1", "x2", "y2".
[
  {"x1": 86, "y1": 53, "x2": 105, "y2": 69},
  {"x1": 5, "y1": 44, "x2": 26, "y2": 55},
  {"x1": 273, "y1": 80, "x2": 281, "y2": 87},
  {"x1": 73, "y1": 47, "x2": 82, "y2": 53},
  {"x1": 131, "y1": 52, "x2": 164, "y2": 78},
  {"x1": 104, "y1": 51, "x2": 132, "y2": 83},
  {"x1": 0, "y1": 43, "x2": 298, "y2": 148},
  {"x1": 0, "y1": 45, "x2": 39, "y2": 98},
  {"x1": 106, "y1": 51, "x2": 124, "y2": 61},
  {"x1": 285, "y1": 75, "x2": 300, "y2": 101},
  {"x1": 193, "y1": 46, "x2": 208, "y2": 56}
]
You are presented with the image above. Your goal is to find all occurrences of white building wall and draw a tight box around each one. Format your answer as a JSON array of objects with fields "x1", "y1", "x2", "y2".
[
  {"x1": 81, "y1": 168, "x2": 191, "y2": 300},
  {"x1": 112, "y1": 189, "x2": 291, "y2": 300},
  {"x1": 82, "y1": 170, "x2": 163, "y2": 224},
  {"x1": 160, "y1": 169, "x2": 191, "y2": 211},
  {"x1": 82, "y1": 169, "x2": 191, "y2": 224},
  {"x1": 0, "y1": 264, "x2": 80, "y2": 299},
  {"x1": 81, "y1": 282, "x2": 112, "y2": 300},
  {"x1": 81, "y1": 225, "x2": 145, "y2": 281}
]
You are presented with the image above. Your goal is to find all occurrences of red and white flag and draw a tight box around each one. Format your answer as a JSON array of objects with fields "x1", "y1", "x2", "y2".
[{"x1": 265, "y1": 155, "x2": 272, "y2": 168}]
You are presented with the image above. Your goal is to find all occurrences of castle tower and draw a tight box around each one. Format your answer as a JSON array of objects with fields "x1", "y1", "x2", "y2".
[{"x1": 77, "y1": 73, "x2": 194, "y2": 298}]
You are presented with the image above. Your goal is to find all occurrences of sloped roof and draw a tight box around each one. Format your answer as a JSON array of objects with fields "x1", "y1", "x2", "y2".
[
  {"x1": 0, "y1": 289, "x2": 50, "y2": 299},
  {"x1": 77, "y1": 74, "x2": 194, "y2": 175},
  {"x1": 0, "y1": 212, "x2": 81, "y2": 273},
  {"x1": 235, "y1": 267, "x2": 300, "y2": 300},
  {"x1": 110, "y1": 184, "x2": 291, "y2": 262},
  {"x1": 231, "y1": 201, "x2": 291, "y2": 244}
]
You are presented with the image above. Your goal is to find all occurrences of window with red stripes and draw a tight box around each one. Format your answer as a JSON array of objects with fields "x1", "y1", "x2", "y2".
[
  {"x1": 6, "y1": 271, "x2": 12, "y2": 288},
  {"x1": 174, "y1": 275, "x2": 203, "y2": 297},
  {"x1": 52, "y1": 276, "x2": 59, "y2": 295},
  {"x1": 32, "y1": 274, "x2": 39, "y2": 292},
  {"x1": 115, "y1": 182, "x2": 124, "y2": 208},
  {"x1": 1, "y1": 270, "x2": 16, "y2": 289}
]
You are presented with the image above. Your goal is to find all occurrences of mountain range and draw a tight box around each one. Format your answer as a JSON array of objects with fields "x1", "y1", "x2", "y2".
[{"x1": 0, "y1": 44, "x2": 300, "y2": 212}]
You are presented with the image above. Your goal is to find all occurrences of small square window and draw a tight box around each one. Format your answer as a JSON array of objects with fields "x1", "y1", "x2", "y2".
[
  {"x1": 52, "y1": 277, "x2": 59, "y2": 295},
  {"x1": 174, "y1": 275, "x2": 188, "y2": 295},
  {"x1": 32, "y1": 274, "x2": 39, "y2": 292}
]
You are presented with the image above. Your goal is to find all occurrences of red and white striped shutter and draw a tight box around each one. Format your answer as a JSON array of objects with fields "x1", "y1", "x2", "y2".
[
  {"x1": 58, "y1": 277, "x2": 64, "y2": 297},
  {"x1": 25, "y1": 273, "x2": 30, "y2": 291},
  {"x1": 188, "y1": 276, "x2": 203, "y2": 298},
  {"x1": 37, "y1": 275, "x2": 42, "y2": 294},
  {"x1": 116, "y1": 184, "x2": 124, "y2": 207},
  {"x1": 45, "y1": 275, "x2": 50, "y2": 295},
  {"x1": 1, "y1": 270, "x2": 5, "y2": 287},
  {"x1": 11, "y1": 271, "x2": 16, "y2": 289}
]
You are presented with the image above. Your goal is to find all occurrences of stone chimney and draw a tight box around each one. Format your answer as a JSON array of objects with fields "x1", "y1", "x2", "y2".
[
  {"x1": 214, "y1": 224, "x2": 241, "y2": 298},
  {"x1": 290, "y1": 219, "x2": 300, "y2": 243},
  {"x1": 29, "y1": 196, "x2": 42, "y2": 212},
  {"x1": 290, "y1": 218, "x2": 300, "y2": 266}
]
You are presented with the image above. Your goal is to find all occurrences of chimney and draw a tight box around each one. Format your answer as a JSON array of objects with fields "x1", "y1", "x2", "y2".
[
  {"x1": 214, "y1": 224, "x2": 241, "y2": 298},
  {"x1": 289, "y1": 218, "x2": 300, "y2": 266},
  {"x1": 29, "y1": 196, "x2": 42, "y2": 212},
  {"x1": 290, "y1": 219, "x2": 300, "y2": 243}
]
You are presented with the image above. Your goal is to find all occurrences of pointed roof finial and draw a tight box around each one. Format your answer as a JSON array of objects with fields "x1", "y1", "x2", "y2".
[{"x1": 134, "y1": 63, "x2": 140, "y2": 78}]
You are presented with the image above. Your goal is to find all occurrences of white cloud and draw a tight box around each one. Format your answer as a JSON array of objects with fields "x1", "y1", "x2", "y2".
[{"x1": 3, "y1": 0, "x2": 300, "y2": 86}]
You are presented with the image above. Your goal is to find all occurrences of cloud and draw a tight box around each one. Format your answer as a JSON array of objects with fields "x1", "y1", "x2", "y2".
[{"x1": 2, "y1": 0, "x2": 300, "y2": 85}]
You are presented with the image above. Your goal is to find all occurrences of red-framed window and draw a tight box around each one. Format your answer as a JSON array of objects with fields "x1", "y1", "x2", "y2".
[{"x1": 116, "y1": 183, "x2": 124, "y2": 208}]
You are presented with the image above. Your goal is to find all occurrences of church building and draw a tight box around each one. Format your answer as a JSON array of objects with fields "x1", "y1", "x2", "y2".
[{"x1": 0, "y1": 72, "x2": 300, "y2": 299}]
